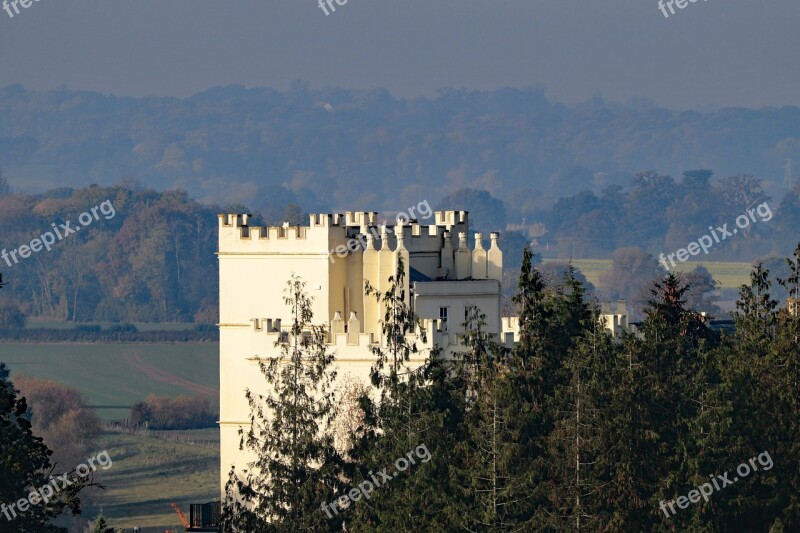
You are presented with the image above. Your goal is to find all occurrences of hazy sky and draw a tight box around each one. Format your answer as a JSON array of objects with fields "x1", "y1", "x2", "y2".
[{"x1": 0, "y1": 0, "x2": 798, "y2": 108}]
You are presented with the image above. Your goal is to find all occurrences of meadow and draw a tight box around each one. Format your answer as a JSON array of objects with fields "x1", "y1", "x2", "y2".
[
  {"x1": 1, "y1": 341, "x2": 221, "y2": 532},
  {"x1": 1, "y1": 342, "x2": 219, "y2": 420},
  {"x1": 544, "y1": 259, "x2": 754, "y2": 290},
  {"x1": 74, "y1": 429, "x2": 220, "y2": 533}
]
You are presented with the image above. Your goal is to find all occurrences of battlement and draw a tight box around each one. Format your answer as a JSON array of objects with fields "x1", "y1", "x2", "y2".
[
  {"x1": 241, "y1": 316, "x2": 479, "y2": 360},
  {"x1": 219, "y1": 214, "x2": 313, "y2": 241},
  {"x1": 219, "y1": 210, "x2": 471, "y2": 244},
  {"x1": 435, "y1": 210, "x2": 469, "y2": 226}
]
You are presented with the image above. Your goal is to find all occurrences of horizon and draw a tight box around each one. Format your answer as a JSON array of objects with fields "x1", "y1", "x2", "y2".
[{"x1": 1, "y1": 1, "x2": 799, "y2": 109}]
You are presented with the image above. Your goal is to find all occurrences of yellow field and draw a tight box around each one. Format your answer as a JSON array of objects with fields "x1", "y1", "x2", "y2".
[{"x1": 543, "y1": 259, "x2": 753, "y2": 289}]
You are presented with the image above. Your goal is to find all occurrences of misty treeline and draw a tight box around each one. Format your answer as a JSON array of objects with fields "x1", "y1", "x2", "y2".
[
  {"x1": 0, "y1": 185, "x2": 227, "y2": 323},
  {"x1": 0, "y1": 183, "x2": 310, "y2": 323},
  {"x1": 0, "y1": 174, "x2": 796, "y2": 324},
  {"x1": 543, "y1": 170, "x2": 800, "y2": 260},
  {"x1": 129, "y1": 394, "x2": 217, "y2": 430},
  {"x1": 0, "y1": 184, "x2": 220, "y2": 322},
  {"x1": 223, "y1": 250, "x2": 800, "y2": 531},
  {"x1": 2, "y1": 84, "x2": 800, "y2": 219}
]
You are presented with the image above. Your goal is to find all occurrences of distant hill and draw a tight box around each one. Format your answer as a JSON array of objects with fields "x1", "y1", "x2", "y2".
[{"x1": 2, "y1": 84, "x2": 799, "y2": 220}]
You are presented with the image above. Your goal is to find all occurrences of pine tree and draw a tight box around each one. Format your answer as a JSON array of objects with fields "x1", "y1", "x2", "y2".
[
  {"x1": 91, "y1": 513, "x2": 113, "y2": 533},
  {"x1": 348, "y1": 258, "x2": 454, "y2": 531},
  {"x1": 596, "y1": 274, "x2": 719, "y2": 530},
  {"x1": 544, "y1": 271, "x2": 624, "y2": 531},
  {"x1": 222, "y1": 275, "x2": 345, "y2": 531},
  {"x1": 450, "y1": 305, "x2": 533, "y2": 531}
]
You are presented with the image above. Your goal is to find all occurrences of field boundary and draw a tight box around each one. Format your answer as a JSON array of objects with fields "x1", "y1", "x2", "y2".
[
  {"x1": 0, "y1": 328, "x2": 218, "y2": 343},
  {"x1": 103, "y1": 421, "x2": 219, "y2": 449}
]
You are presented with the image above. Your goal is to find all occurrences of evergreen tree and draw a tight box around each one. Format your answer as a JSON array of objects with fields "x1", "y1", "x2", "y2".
[
  {"x1": 543, "y1": 267, "x2": 631, "y2": 531},
  {"x1": 602, "y1": 274, "x2": 719, "y2": 530},
  {"x1": 0, "y1": 363, "x2": 92, "y2": 532},
  {"x1": 91, "y1": 513, "x2": 113, "y2": 533},
  {"x1": 451, "y1": 306, "x2": 534, "y2": 531},
  {"x1": 348, "y1": 258, "x2": 454, "y2": 531},
  {"x1": 222, "y1": 275, "x2": 345, "y2": 531}
]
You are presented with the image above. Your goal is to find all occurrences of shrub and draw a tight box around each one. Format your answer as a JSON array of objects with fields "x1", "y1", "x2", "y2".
[
  {"x1": 128, "y1": 394, "x2": 217, "y2": 430},
  {"x1": 108, "y1": 323, "x2": 138, "y2": 333},
  {"x1": 0, "y1": 302, "x2": 25, "y2": 329}
]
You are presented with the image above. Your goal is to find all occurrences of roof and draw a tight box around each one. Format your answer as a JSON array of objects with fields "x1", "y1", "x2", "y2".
[{"x1": 410, "y1": 267, "x2": 432, "y2": 283}]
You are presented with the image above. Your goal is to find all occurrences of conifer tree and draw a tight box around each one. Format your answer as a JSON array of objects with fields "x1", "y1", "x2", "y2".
[
  {"x1": 0, "y1": 363, "x2": 93, "y2": 532},
  {"x1": 222, "y1": 275, "x2": 345, "y2": 531},
  {"x1": 544, "y1": 269, "x2": 624, "y2": 531},
  {"x1": 602, "y1": 274, "x2": 718, "y2": 530},
  {"x1": 348, "y1": 257, "x2": 452, "y2": 531},
  {"x1": 451, "y1": 305, "x2": 536, "y2": 531},
  {"x1": 91, "y1": 513, "x2": 113, "y2": 533}
]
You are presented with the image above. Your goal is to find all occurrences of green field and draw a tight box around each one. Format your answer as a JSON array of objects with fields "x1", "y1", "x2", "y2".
[
  {"x1": 69, "y1": 429, "x2": 220, "y2": 533},
  {"x1": 0, "y1": 343, "x2": 219, "y2": 420},
  {"x1": 543, "y1": 259, "x2": 754, "y2": 290},
  {"x1": 24, "y1": 318, "x2": 202, "y2": 331},
  {"x1": 1, "y1": 342, "x2": 221, "y2": 531}
]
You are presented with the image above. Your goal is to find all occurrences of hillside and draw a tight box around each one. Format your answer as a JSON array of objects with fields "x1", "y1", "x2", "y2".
[
  {"x1": 2, "y1": 84, "x2": 799, "y2": 217},
  {"x1": 1, "y1": 342, "x2": 218, "y2": 420}
]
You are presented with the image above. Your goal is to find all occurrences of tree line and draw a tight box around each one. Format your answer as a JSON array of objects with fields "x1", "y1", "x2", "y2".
[
  {"x1": 3, "y1": 84, "x2": 800, "y2": 221},
  {"x1": 543, "y1": 170, "x2": 800, "y2": 260},
  {"x1": 129, "y1": 394, "x2": 217, "y2": 430},
  {"x1": 1, "y1": 178, "x2": 798, "y2": 328},
  {"x1": 223, "y1": 248, "x2": 800, "y2": 531}
]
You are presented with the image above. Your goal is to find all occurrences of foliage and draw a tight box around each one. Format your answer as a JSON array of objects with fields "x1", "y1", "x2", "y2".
[
  {"x1": 0, "y1": 301, "x2": 25, "y2": 328},
  {"x1": 4, "y1": 84, "x2": 800, "y2": 229},
  {"x1": 222, "y1": 276, "x2": 345, "y2": 531},
  {"x1": 0, "y1": 185, "x2": 219, "y2": 323},
  {"x1": 0, "y1": 364, "x2": 95, "y2": 532},
  {"x1": 128, "y1": 394, "x2": 217, "y2": 430},
  {"x1": 0, "y1": 327, "x2": 217, "y2": 342},
  {"x1": 435, "y1": 188, "x2": 507, "y2": 233},
  {"x1": 91, "y1": 513, "x2": 114, "y2": 533},
  {"x1": 599, "y1": 246, "x2": 662, "y2": 318},
  {"x1": 12, "y1": 376, "x2": 101, "y2": 469}
]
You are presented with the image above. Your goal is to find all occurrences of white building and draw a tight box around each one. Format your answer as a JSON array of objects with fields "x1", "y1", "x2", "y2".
[{"x1": 217, "y1": 210, "x2": 521, "y2": 496}]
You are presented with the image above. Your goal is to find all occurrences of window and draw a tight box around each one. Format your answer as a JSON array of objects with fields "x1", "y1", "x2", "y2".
[{"x1": 439, "y1": 307, "x2": 449, "y2": 331}]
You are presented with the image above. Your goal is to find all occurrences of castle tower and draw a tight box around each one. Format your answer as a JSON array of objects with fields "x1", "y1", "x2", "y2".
[{"x1": 218, "y1": 208, "x2": 509, "y2": 501}]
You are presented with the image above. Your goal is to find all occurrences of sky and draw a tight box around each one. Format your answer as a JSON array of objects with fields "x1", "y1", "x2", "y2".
[{"x1": 0, "y1": 0, "x2": 799, "y2": 109}]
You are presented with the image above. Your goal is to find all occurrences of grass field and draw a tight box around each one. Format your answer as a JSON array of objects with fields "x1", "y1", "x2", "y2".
[
  {"x1": 543, "y1": 259, "x2": 754, "y2": 289},
  {"x1": 25, "y1": 318, "x2": 202, "y2": 331},
  {"x1": 76, "y1": 429, "x2": 220, "y2": 533},
  {"x1": 1, "y1": 343, "x2": 219, "y2": 420},
  {"x1": 1, "y1": 341, "x2": 221, "y2": 531}
]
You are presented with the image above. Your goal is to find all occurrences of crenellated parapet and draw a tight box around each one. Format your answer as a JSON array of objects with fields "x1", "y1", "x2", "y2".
[
  {"x1": 219, "y1": 210, "x2": 476, "y2": 254},
  {"x1": 240, "y1": 315, "x2": 474, "y2": 362},
  {"x1": 502, "y1": 316, "x2": 520, "y2": 344}
]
